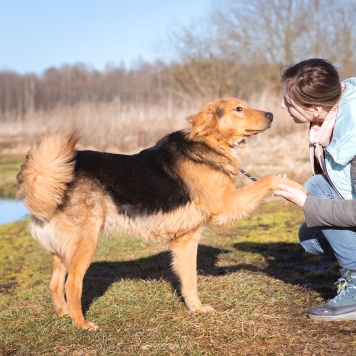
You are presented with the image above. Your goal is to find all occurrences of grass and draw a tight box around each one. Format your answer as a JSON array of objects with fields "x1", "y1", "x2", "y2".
[
  {"x1": 0, "y1": 116, "x2": 349, "y2": 355},
  {"x1": 0, "y1": 156, "x2": 24, "y2": 199},
  {"x1": 2, "y1": 200, "x2": 356, "y2": 355}
]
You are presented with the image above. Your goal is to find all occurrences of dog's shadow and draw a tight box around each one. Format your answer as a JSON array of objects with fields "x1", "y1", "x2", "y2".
[
  {"x1": 82, "y1": 242, "x2": 338, "y2": 313},
  {"x1": 82, "y1": 244, "x2": 232, "y2": 313}
]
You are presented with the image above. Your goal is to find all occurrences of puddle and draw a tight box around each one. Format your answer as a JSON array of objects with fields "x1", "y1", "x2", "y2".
[{"x1": 0, "y1": 199, "x2": 29, "y2": 225}]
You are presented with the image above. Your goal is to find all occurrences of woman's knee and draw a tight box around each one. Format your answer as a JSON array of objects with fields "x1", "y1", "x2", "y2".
[
  {"x1": 303, "y1": 175, "x2": 325, "y2": 192},
  {"x1": 304, "y1": 174, "x2": 339, "y2": 199},
  {"x1": 299, "y1": 222, "x2": 324, "y2": 255},
  {"x1": 300, "y1": 240, "x2": 324, "y2": 255}
]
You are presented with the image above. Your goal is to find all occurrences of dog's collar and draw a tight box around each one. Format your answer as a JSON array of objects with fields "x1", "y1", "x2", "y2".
[
  {"x1": 204, "y1": 135, "x2": 257, "y2": 181},
  {"x1": 204, "y1": 134, "x2": 230, "y2": 151}
]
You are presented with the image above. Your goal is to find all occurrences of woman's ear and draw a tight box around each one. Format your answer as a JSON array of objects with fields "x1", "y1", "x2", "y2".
[
  {"x1": 187, "y1": 110, "x2": 217, "y2": 139},
  {"x1": 312, "y1": 106, "x2": 323, "y2": 119}
]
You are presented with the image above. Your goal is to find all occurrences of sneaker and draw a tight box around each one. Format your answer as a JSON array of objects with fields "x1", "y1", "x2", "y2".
[{"x1": 308, "y1": 274, "x2": 356, "y2": 321}]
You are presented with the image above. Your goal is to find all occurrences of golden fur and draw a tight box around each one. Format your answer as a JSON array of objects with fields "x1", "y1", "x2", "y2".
[{"x1": 17, "y1": 97, "x2": 306, "y2": 331}]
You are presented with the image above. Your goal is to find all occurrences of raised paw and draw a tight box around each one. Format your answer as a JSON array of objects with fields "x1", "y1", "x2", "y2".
[
  {"x1": 284, "y1": 180, "x2": 308, "y2": 194},
  {"x1": 268, "y1": 175, "x2": 307, "y2": 195}
]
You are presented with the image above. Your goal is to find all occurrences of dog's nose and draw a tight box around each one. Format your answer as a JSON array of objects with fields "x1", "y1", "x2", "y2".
[{"x1": 265, "y1": 112, "x2": 273, "y2": 122}]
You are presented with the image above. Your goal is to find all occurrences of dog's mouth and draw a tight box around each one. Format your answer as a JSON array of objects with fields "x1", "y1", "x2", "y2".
[
  {"x1": 245, "y1": 129, "x2": 263, "y2": 134},
  {"x1": 226, "y1": 124, "x2": 272, "y2": 148},
  {"x1": 245, "y1": 127, "x2": 268, "y2": 135},
  {"x1": 245, "y1": 122, "x2": 272, "y2": 136}
]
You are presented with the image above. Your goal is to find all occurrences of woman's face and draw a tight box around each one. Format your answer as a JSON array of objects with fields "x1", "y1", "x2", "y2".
[{"x1": 280, "y1": 92, "x2": 315, "y2": 124}]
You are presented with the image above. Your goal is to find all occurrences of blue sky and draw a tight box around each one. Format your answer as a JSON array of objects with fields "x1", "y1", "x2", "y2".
[{"x1": 0, "y1": 0, "x2": 213, "y2": 74}]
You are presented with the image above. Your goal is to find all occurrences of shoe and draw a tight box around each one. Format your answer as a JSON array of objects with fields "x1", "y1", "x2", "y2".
[{"x1": 308, "y1": 270, "x2": 356, "y2": 321}]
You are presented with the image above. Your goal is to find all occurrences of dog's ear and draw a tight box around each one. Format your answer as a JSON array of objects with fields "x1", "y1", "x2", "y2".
[{"x1": 187, "y1": 110, "x2": 218, "y2": 139}]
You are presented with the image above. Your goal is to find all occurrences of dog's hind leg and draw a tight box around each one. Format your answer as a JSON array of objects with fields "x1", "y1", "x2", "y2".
[
  {"x1": 50, "y1": 254, "x2": 69, "y2": 317},
  {"x1": 65, "y1": 228, "x2": 100, "y2": 331},
  {"x1": 170, "y1": 227, "x2": 214, "y2": 313}
]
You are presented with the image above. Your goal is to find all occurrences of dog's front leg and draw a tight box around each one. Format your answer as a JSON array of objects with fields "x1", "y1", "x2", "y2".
[
  {"x1": 170, "y1": 227, "x2": 214, "y2": 313},
  {"x1": 214, "y1": 175, "x2": 306, "y2": 224}
]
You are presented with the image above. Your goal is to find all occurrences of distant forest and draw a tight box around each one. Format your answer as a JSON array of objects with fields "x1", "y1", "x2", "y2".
[{"x1": 1, "y1": 0, "x2": 355, "y2": 116}]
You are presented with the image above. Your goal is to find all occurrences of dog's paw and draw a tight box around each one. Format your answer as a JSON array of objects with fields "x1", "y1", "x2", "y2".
[
  {"x1": 55, "y1": 306, "x2": 69, "y2": 318},
  {"x1": 74, "y1": 320, "x2": 99, "y2": 331},
  {"x1": 196, "y1": 304, "x2": 214, "y2": 313},
  {"x1": 86, "y1": 322, "x2": 99, "y2": 331},
  {"x1": 277, "y1": 173, "x2": 288, "y2": 179},
  {"x1": 269, "y1": 175, "x2": 307, "y2": 195},
  {"x1": 284, "y1": 180, "x2": 308, "y2": 195}
]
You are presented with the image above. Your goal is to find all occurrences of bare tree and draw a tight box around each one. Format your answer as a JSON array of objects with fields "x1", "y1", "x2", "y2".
[
  {"x1": 164, "y1": 0, "x2": 356, "y2": 99},
  {"x1": 1, "y1": 0, "x2": 355, "y2": 116},
  {"x1": 165, "y1": 20, "x2": 237, "y2": 102},
  {"x1": 325, "y1": 0, "x2": 356, "y2": 78},
  {"x1": 216, "y1": 0, "x2": 356, "y2": 72},
  {"x1": 210, "y1": 0, "x2": 316, "y2": 65}
]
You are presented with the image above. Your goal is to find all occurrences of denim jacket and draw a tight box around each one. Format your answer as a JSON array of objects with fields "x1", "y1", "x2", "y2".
[{"x1": 325, "y1": 78, "x2": 356, "y2": 199}]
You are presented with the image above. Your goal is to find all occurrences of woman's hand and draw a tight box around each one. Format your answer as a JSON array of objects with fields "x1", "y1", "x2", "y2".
[{"x1": 274, "y1": 184, "x2": 307, "y2": 207}]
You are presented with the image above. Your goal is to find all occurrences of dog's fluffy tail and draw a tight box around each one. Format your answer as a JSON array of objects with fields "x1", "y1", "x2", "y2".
[{"x1": 16, "y1": 133, "x2": 78, "y2": 221}]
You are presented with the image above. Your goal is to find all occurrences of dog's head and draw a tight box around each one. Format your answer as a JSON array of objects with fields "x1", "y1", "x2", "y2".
[{"x1": 187, "y1": 97, "x2": 273, "y2": 147}]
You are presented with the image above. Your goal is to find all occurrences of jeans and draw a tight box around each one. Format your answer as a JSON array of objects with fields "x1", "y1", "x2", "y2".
[{"x1": 299, "y1": 174, "x2": 356, "y2": 270}]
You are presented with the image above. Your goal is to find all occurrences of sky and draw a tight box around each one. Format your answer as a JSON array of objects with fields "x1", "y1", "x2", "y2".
[{"x1": 0, "y1": 0, "x2": 213, "y2": 74}]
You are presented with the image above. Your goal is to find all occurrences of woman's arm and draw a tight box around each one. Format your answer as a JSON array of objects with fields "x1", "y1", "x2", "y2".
[
  {"x1": 304, "y1": 196, "x2": 356, "y2": 227},
  {"x1": 275, "y1": 184, "x2": 356, "y2": 227}
]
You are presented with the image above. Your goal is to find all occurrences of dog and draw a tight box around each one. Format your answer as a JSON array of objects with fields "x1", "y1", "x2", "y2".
[{"x1": 17, "y1": 97, "x2": 306, "y2": 331}]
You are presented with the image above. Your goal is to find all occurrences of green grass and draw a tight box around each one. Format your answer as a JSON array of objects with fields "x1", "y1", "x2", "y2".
[
  {"x1": 1, "y1": 201, "x2": 356, "y2": 355},
  {"x1": 0, "y1": 156, "x2": 25, "y2": 198}
]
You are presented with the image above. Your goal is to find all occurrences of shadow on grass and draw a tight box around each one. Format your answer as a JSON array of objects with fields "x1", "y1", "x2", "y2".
[
  {"x1": 233, "y1": 241, "x2": 339, "y2": 300},
  {"x1": 83, "y1": 244, "x2": 231, "y2": 313},
  {"x1": 82, "y1": 242, "x2": 338, "y2": 314}
]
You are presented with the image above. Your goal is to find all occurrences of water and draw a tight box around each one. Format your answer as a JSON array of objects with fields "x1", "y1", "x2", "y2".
[{"x1": 0, "y1": 199, "x2": 29, "y2": 225}]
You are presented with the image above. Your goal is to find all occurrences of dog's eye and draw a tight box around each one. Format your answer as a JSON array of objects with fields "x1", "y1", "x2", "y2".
[{"x1": 234, "y1": 106, "x2": 243, "y2": 112}]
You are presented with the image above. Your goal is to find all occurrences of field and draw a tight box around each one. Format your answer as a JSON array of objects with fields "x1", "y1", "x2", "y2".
[
  {"x1": 0, "y1": 95, "x2": 311, "y2": 188},
  {"x1": 1, "y1": 100, "x2": 356, "y2": 355},
  {"x1": 0, "y1": 156, "x2": 25, "y2": 198},
  {"x1": 2, "y1": 200, "x2": 356, "y2": 355}
]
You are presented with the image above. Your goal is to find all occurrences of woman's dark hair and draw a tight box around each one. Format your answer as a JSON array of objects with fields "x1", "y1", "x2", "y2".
[{"x1": 280, "y1": 58, "x2": 342, "y2": 110}]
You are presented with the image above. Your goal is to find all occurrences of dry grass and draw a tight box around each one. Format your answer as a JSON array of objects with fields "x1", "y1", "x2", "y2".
[
  {"x1": 0, "y1": 92, "x2": 311, "y2": 185},
  {"x1": 0, "y1": 94, "x2": 305, "y2": 148},
  {"x1": 236, "y1": 128, "x2": 310, "y2": 185},
  {"x1": 0, "y1": 156, "x2": 25, "y2": 198},
  {"x1": 0, "y1": 100, "x2": 189, "y2": 154}
]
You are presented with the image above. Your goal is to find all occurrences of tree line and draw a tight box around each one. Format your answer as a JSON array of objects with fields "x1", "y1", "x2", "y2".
[{"x1": 1, "y1": 0, "x2": 355, "y2": 116}]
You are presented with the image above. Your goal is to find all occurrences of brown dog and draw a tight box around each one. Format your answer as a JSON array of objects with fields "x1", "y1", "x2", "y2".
[{"x1": 17, "y1": 97, "x2": 305, "y2": 331}]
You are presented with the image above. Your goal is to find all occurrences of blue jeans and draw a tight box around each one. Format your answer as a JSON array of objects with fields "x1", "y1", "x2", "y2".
[{"x1": 299, "y1": 174, "x2": 356, "y2": 269}]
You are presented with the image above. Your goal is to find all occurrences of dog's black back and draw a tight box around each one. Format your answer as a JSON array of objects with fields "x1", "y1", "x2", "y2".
[{"x1": 74, "y1": 131, "x2": 193, "y2": 217}]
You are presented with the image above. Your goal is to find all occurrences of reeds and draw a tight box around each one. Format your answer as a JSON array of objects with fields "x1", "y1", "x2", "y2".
[{"x1": 0, "y1": 92, "x2": 310, "y2": 181}]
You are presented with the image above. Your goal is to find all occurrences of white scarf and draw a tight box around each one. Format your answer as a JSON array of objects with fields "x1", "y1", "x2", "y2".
[
  {"x1": 309, "y1": 83, "x2": 345, "y2": 174},
  {"x1": 309, "y1": 83, "x2": 346, "y2": 199}
]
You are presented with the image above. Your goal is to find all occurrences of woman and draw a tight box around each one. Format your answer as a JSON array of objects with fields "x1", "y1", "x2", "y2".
[{"x1": 275, "y1": 58, "x2": 356, "y2": 321}]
